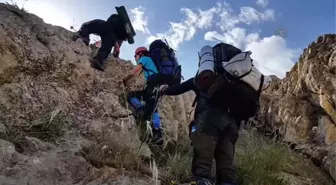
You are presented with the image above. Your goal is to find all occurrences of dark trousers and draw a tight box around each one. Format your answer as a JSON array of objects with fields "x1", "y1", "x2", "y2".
[
  {"x1": 78, "y1": 19, "x2": 117, "y2": 63},
  {"x1": 190, "y1": 109, "x2": 239, "y2": 184},
  {"x1": 127, "y1": 74, "x2": 171, "y2": 121},
  {"x1": 127, "y1": 84, "x2": 157, "y2": 121}
]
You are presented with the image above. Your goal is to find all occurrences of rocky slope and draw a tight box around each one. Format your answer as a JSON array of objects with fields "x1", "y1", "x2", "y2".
[
  {"x1": 0, "y1": 3, "x2": 334, "y2": 185},
  {"x1": 256, "y1": 34, "x2": 336, "y2": 181},
  {"x1": 0, "y1": 3, "x2": 193, "y2": 185}
]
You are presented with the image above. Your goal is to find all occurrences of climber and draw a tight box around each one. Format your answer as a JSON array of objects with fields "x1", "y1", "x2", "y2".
[
  {"x1": 71, "y1": 7, "x2": 135, "y2": 71},
  {"x1": 122, "y1": 46, "x2": 164, "y2": 145},
  {"x1": 161, "y1": 77, "x2": 237, "y2": 185},
  {"x1": 160, "y1": 42, "x2": 270, "y2": 185}
]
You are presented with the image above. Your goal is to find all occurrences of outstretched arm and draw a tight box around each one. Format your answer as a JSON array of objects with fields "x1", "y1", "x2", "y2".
[
  {"x1": 123, "y1": 64, "x2": 143, "y2": 84},
  {"x1": 162, "y1": 77, "x2": 195, "y2": 96}
]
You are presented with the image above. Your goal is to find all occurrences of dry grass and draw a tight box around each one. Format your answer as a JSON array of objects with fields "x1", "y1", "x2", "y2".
[
  {"x1": 0, "y1": 107, "x2": 70, "y2": 153},
  {"x1": 236, "y1": 130, "x2": 290, "y2": 185},
  {"x1": 26, "y1": 108, "x2": 69, "y2": 141},
  {"x1": 79, "y1": 127, "x2": 154, "y2": 177},
  {"x1": 0, "y1": 108, "x2": 69, "y2": 142},
  {"x1": 161, "y1": 148, "x2": 192, "y2": 184},
  {"x1": 81, "y1": 140, "x2": 143, "y2": 169},
  {"x1": 6, "y1": 0, "x2": 29, "y2": 12},
  {"x1": 155, "y1": 134, "x2": 193, "y2": 185}
]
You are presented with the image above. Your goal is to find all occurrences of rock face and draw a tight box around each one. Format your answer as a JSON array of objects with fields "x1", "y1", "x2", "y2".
[
  {"x1": 257, "y1": 34, "x2": 336, "y2": 181},
  {"x1": 0, "y1": 4, "x2": 192, "y2": 185},
  {"x1": 0, "y1": 3, "x2": 334, "y2": 185}
]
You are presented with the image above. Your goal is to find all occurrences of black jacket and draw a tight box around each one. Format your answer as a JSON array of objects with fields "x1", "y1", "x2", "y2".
[
  {"x1": 163, "y1": 77, "x2": 200, "y2": 114},
  {"x1": 162, "y1": 78, "x2": 219, "y2": 116},
  {"x1": 163, "y1": 77, "x2": 241, "y2": 128}
]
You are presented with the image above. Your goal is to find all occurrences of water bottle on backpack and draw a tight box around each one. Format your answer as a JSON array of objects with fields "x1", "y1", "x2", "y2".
[{"x1": 194, "y1": 45, "x2": 216, "y2": 90}]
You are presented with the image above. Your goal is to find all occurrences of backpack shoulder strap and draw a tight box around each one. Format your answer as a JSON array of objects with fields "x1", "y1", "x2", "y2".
[
  {"x1": 141, "y1": 65, "x2": 157, "y2": 74},
  {"x1": 257, "y1": 74, "x2": 265, "y2": 94},
  {"x1": 192, "y1": 95, "x2": 197, "y2": 107}
]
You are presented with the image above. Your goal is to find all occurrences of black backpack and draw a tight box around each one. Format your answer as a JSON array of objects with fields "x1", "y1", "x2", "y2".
[
  {"x1": 195, "y1": 43, "x2": 264, "y2": 121},
  {"x1": 149, "y1": 39, "x2": 182, "y2": 86}
]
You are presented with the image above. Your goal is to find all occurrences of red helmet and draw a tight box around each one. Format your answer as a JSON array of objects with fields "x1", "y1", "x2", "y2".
[{"x1": 135, "y1": 47, "x2": 148, "y2": 55}]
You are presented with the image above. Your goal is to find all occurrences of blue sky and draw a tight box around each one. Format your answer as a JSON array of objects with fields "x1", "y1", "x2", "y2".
[{"x1": 2, "y1": 0, "x2": 335, "y2": 79}]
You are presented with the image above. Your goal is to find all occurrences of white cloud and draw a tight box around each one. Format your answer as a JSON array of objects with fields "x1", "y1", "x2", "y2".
[
  {"x1": 146, "y1": 2, "x2": 275, "y2": 50},
  {"x1": 146, "y1": 6, "x2": 220, "y2": 50},
  {"x1": 145, "y1": 1, "x2": 299, "y2": 78},
  {"x1": 204, "y1": 27, "x2": 263, "y2": 48},
  {"x1": 246, "y1": 36, "x2": 301, "y2": 78},
  {"x1": 197, "y1": 7, "x2": 219, "y2": 29},
  {"x1": 256, "y1": 0, "x2": 269, "y2": 8},
  {"x1": 200, "y1": 2, "x2": 298, "y2": 78},
  {"x1": 205, "y1": 30, "x2": 300, "y2": 78},
  {"x1": 216, "y1": 4, "x2": 275, "y2": 31},
  {"x1": 239, "y1": 7, "x2": 275, "y2": 25},
  {"x1": 130, "y1": 6, "x2": 150, "y2": 34},
  {"x1": 216, "y1": 2, "x2": 240, "y2": 31}
]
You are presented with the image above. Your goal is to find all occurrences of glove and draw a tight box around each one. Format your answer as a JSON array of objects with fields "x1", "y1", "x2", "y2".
[{"x1": 159, "y1": 85, "x2": 168, "y2": 95}]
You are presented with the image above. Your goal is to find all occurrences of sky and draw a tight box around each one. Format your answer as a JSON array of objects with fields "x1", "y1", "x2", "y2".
[{"x1": 1, "y1": 0, "x2": 335, "y2": 79}]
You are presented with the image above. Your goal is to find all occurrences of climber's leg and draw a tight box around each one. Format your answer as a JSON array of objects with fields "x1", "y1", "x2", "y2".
[
  {"x1": 127, "y1": 89, "x2": 149, "y2": 121},
  {"x1": 151, "y1": 110, "x2": 163, "y2": 145},
  {"x1": 214, "y1": 138, "x2": 237, "y2": 184},
  {"x1": 90, "y1": 33, "x2": 117, "y2": 71},
  {"x1": 141, "y1": 85, "x2": 156, "y2": 121},
  {"x1": 72, "y1": 19, "x2": 107, "y2": 46},
  {"x1": 191, "y1": 132, "x2": 217, "y2": 182},
  {"x1": 214, "y1": 120, "x2": 239, "y2": 185},
  {"x1": 141, "y1": 73, "x2": 166, "y2": 120}
]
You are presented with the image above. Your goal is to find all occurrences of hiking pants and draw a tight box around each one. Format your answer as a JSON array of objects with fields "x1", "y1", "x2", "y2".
[
  {"x1": 127, "y1": 74, "x2": 167, "y2": 127},
  {"x1": 190, "y1": 108, "x2": 239, "y2": 184},
  {"x1": 78, "y1": 19, "x2": 119, "y2": 63},
  {"x1": 127, "y1": 84, "x2": 159, "y2": 124}
]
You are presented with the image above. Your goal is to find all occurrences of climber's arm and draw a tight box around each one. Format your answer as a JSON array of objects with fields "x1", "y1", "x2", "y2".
[
  {"x1": 122, "y1": 64, "x2": 143, "y2": 84},
  {"x1": 162, "y1": 77, "x2": 195, "y2": 96}
]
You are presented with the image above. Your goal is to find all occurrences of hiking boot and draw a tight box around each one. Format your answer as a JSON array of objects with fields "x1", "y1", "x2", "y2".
[
  {"x1": 151, "y1": 128, "x2": 163, "y2": 145},
  {"x1": 195, "y1": 178, "x2": 213, "y2": 185},
  {"x1": 71, "y1": 32, "x2": 90, "y2": 46},
  {"x1": 90, "y1": 58, "x2": 104, "y2": 71}
]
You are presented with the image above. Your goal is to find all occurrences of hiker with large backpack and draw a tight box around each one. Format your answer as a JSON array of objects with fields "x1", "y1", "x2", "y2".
[
  {"x1": 160, "y1": 43, "x2": 271, "y2": 185},
  {"x1": 72, "y1": 6, "x2": 136, "y2": 71},
  {"x1": 122, "y1": 39, "x2": 183, "y2": 145}
]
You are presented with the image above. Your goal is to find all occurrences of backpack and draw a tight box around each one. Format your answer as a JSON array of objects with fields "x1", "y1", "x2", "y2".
[
  {"x1": 149, "y1": 39, "x2": 182, "y2": 86},
  {"x1": 194, "y1": 43, "x2": 271, "y2": 121}
]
